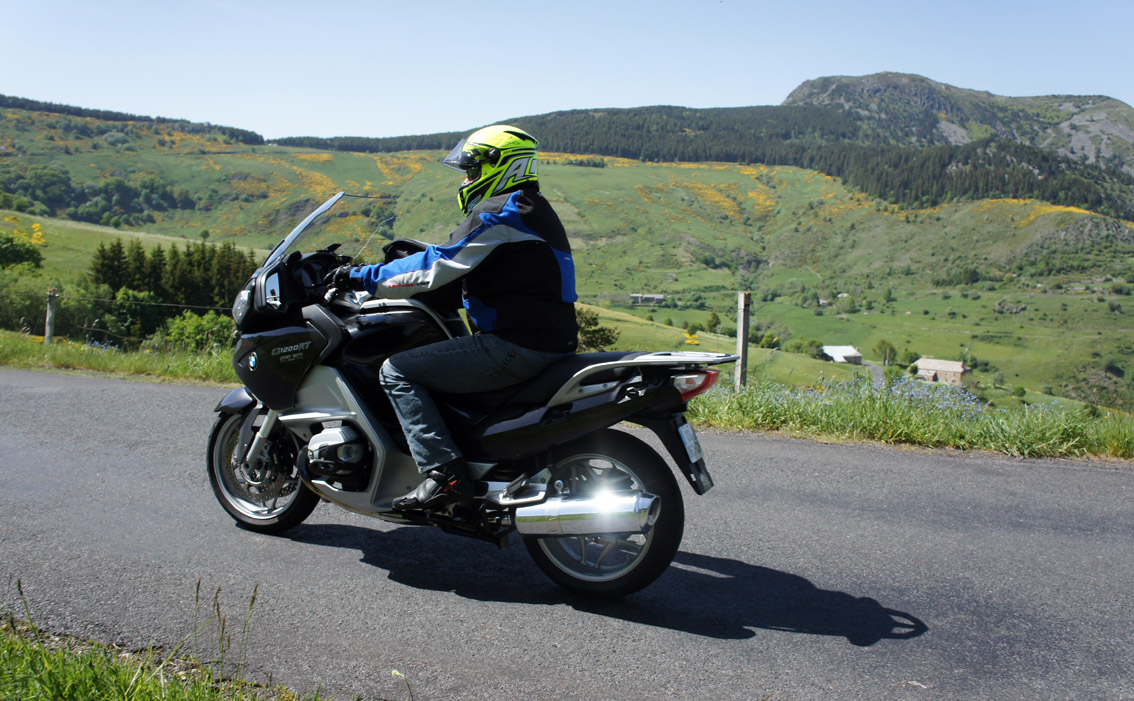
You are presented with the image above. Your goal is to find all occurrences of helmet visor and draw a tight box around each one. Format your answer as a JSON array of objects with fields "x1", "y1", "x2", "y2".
[{"x1": 443, "y1": 138, "x2": 477, "y2": 172}]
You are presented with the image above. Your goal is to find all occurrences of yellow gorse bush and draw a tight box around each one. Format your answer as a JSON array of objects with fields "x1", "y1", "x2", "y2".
[
  {"x1": 681, "y1": 181, "x2": 743, "y2": 219},
  {"x1": 371, "y1": 153, "x2": 431, "y2": 184},
  {"x1": 4, "y1": 221, "x2": 47, "y2": 247},
  {"x1": 1014, "y1": 200, "x2": 1096, "y2": 227},
  {"x1": 296, "y1": 153, "x2": 334, "y2": 164}
]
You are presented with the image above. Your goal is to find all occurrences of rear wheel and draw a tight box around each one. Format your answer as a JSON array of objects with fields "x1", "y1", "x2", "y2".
[
  {"x1": 523, "y1": 429, "x2": 684, "y2": 597},
  {"x1": 207, "y1": 410, "x2": 319, "y2": 534}
]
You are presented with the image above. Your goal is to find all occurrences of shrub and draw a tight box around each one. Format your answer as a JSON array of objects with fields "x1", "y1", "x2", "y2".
[
  {"x1": 0, "y1": 232, "x2": 43, "y2": 269},
  {"x1": 145, "y1": 311, "x2": 235, "y2": 352},
  {"x1": 576, "y1": 308, "x2": 620, "y2": 351},
  {"x1": 785, "y1": 337, "x2": 824, "y2": 359}
]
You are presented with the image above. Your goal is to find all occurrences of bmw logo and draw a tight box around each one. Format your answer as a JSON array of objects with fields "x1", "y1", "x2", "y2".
[{"x1": 248, "y1": 352, "x2": 258, "y2": 371}]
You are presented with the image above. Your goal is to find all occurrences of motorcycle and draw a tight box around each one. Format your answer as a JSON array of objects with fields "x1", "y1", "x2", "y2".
[{"x1": 207, "y1": 192, "x2": 737, "y2": 597}]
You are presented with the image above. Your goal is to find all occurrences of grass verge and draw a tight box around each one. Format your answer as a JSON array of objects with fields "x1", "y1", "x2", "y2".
[
  {"x1": 2, "y1": 581, "x2": 317, "y2": 701},
  {"x1": 689, "y1": 376, "x2": 1134, "y2": 459},
  {"x1": 0, "y1": 331, "x2": 237, "y2": 386},
  {"x1": 3, "y1": 329, "x2": 1132, "y2": 460}
]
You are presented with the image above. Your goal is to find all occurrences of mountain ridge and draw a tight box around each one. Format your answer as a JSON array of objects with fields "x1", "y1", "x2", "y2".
[{"x1": 783, "y1": 72, "x2": 1134, "y2": 175}]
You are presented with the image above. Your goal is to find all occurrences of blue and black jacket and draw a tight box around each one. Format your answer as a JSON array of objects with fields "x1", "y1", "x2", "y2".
[{"x1": 350, "y1": 186, "x2": 579, "y2": 353}]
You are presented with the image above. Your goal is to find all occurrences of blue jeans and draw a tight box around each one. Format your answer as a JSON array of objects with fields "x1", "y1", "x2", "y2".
[{"x1": 380, "y1": 334, "x2": 572, "y2": 473}]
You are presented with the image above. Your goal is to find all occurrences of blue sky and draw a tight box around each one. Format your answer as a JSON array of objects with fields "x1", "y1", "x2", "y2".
[{"x1": 7, "y1": 0, "x2": 1132, "y2": 140}]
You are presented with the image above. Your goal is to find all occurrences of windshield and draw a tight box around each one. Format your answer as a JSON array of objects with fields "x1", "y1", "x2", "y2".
[{"x1": 262, "y1": 192, "x2": 383, "y2": 268}]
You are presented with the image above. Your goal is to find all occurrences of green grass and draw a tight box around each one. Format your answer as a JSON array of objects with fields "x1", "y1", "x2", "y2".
[
  {"x1": 2, "y1": 211, "x2": 206, "y2": 279},
  {"x1": 0, "y1": 622, "x2": 307, "y2": 701},
  {"x1": 3, "y1": 622, "x2": 216, "y2": 700},
  {"x1": 2, "y1": 581, "x2": 318, "y2": 700},
  {"x1": 607, "y1": 276, "x2": 1133, "y2": 408},
  {"x1": 0, "y1": 331, "x2": 237, "y2": 385},
  {"x1": 689, "y1": 376, "x2": 1134, "y2": 459},
  {"x1": 582, "y1": 303, "x2": 869, "y2": 387}
]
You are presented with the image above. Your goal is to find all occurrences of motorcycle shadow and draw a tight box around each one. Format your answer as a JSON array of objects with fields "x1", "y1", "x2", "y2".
[
  {"x1": 615, "y1": 550, "x2": 928, "y2": 646},
  {"x1": 285, "y1": 523, "x2": 927, "y2": 646}
]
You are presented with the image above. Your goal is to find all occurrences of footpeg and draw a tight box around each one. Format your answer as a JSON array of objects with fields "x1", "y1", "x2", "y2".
[{"x1": 482, "y1": 477, "x2": 548, "y2": 507}]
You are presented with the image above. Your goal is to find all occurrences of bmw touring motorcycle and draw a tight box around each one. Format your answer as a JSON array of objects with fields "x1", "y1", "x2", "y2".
[{"x1": 207, "y1": 192, "x2": 737, "y2": 597}]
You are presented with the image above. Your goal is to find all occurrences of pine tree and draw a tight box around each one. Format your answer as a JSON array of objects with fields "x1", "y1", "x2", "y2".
[
  {"x1": 147, "y1": 245, "x2": 167, "y2": 299},
  {"x1": 125, "y1": 239, "x2": 148, "y2": 292},
  {"x1": 89, "y1": 239, "x2": 128, "y2": 292},
  {"x1": 165, "y1": 245, "x2": 187, "y2": 306}
]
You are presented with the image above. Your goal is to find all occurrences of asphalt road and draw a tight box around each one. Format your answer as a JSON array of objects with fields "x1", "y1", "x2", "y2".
[{"x1": 1, "y1": 368, "x2": 1131, "y2": 700}]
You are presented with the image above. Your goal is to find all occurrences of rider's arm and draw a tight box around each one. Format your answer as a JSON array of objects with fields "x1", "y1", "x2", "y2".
[{"x1": 351, "y1": 195, "x2": 542, "y2": 298}]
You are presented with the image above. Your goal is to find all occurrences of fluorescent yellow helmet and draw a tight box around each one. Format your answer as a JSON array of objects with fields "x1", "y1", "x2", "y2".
[{"x1": 443, "y1": 125, "x2": 539, "y2": 214}]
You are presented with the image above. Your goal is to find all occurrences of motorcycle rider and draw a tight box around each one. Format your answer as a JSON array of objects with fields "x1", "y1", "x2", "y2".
[{"x1": 327, "y1": 125, "x2": 579, "y2": 511}]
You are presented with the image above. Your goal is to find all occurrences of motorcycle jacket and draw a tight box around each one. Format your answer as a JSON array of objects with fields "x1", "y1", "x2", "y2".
[{"x1": 350, "y1": 186, "x2": 579, "y2": 353}]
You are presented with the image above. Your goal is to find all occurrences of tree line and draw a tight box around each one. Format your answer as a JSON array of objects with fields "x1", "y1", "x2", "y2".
[
  {"x1": 270, "y1": 104, "x2": 1134, "y2": 221},
  {"x1": 0, "y1": 164, "x2": 195, "y2": 227},
  {"x1": 272, "y1": 105, "x2": 860, "y2": 155},
  {"x1": 0, "y1": 94, "x2": 264, "y2": 145},
  {"x1": 0, "y1": 235, "x2": 256, "y2": 350},
  {"x1": 88, "y1": 237, "x2": 257, "y2": 309},
  {"x1": 77, "y1": 237, "x2": 256, "y2": 347}
]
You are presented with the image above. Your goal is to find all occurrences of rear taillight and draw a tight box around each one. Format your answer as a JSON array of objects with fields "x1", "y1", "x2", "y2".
[{"x1": 673, "y1": 368, "x2": 719, "y2": 401}]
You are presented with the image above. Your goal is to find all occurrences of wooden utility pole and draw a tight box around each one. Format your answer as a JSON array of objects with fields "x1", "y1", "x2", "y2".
[
  {"x1": 44, "y1": 288, "x2": 58, "y2": 345},
  {"x1": 735, "y1": 291, "x2": 750, "y2": 391}
]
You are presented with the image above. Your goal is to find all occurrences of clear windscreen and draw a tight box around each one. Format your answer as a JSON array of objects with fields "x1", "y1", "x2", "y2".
[{"x1": 263, "y1": 192, "x2": 381, "y2": 268}]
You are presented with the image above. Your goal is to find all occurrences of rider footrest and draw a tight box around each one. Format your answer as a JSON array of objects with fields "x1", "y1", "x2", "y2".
[
  {"x1": 504, "y1": 474, "x2": 529, "y2": 498},
  {"x1": 487, "y1": 474, "x2": 548, "y2": 507}
]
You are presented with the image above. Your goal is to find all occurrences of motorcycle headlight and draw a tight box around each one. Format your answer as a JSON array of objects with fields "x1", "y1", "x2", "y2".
[{"x1": 232, "y1": 289, "x2": 252, "y2": 326}]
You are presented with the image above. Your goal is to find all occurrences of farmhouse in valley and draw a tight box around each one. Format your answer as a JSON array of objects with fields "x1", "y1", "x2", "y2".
[
  {"x1": 823, "y1": 345, "x2": 862, "y2": 364},
  {"x1": 914, "y1": 357, "x2": 967, "y2": 386}
]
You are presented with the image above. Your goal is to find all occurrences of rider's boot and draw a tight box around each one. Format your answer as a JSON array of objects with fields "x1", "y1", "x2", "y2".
[{"x1": 393, "y1": 459, "x2": 472, "y2": 511}]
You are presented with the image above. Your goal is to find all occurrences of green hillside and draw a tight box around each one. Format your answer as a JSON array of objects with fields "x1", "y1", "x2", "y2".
[
  {"x1": 274, "y1": 73, "x2": 1134, "y2": 180},
  {"x1": 3, "y1": 96, "x2": 1134, "y2": 410},
  {"x1": 271, "y1": 74, "x2": 1134, "y2": 222}
]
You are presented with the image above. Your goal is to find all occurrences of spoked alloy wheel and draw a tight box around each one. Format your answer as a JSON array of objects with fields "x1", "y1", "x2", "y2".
[
  {"x1": 523, "y1": 429, "x2": 684, "y2": 597},
  {"x1": 207, "y1": 410, "x2": 319, "y2": 534}
]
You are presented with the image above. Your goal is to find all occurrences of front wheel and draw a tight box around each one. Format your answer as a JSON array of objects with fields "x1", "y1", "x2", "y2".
[
  {"x1": 207, "y1": 409, "x2": 319, "y2": 534},
  {"x1": 523, "y1": 429, "x2": 685, "y2": 597}
]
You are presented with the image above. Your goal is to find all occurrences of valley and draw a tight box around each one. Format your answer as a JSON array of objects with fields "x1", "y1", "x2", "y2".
[{"x1": 3, "y1": 74, "x2": 1134, "y2": 409}]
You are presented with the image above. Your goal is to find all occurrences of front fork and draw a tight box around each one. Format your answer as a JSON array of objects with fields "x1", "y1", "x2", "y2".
[
  {"x1": 241, "y1": 408, "x2": 279, "y2": 474},
  {"x1": 215, "y1": 387, "x2": 278, "y2": 476}
]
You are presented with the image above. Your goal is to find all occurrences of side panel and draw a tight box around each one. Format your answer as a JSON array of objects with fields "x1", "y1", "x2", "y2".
[
  {"x1": 279, "y1": 365, "x2": 422, "y2": 514},
  {"x1": 234, "y1": 324, "x2": 328, "y2": 410},
  {"x1": 458, "y1": 379, "x2": 680, "y2": 460}
]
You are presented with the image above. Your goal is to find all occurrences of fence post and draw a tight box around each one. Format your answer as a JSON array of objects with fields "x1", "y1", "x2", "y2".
[
  {"x1": 44, "y1": 288, "x2": 58, "y2": 345},
  {"x1": 735, "y1": 291, "x2": 750, "y2": 392}
]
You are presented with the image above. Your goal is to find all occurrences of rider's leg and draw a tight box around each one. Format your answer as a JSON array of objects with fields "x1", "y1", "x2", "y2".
[{"x1": 380, "y1": 334, "x2": 568, "y2": 510}]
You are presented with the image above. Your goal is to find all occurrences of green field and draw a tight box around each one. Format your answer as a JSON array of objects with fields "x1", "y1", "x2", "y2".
[{"x1": 4, "y1": 106, "x2": 1134, "y2": 408}]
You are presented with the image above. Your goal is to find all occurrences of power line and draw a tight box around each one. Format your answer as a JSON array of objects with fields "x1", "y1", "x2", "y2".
[
  {"x1": 0, "y1": 288, "x2": 230, "y2": 312},
  {"x1": 61, "y1": 294, "x2": 231, "y2": 312}
]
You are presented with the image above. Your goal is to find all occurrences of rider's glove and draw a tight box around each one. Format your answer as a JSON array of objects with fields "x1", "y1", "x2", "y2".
[{"x1": 325, "y1": 265, "x2": 365, "y2": 291}]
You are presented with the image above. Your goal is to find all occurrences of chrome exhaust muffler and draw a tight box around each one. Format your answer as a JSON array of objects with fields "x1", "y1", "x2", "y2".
[{"x1": 512, "y1": 491, "x2": 660, "y2": 536}]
